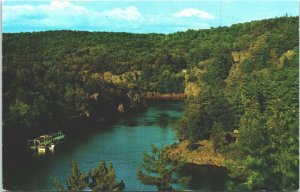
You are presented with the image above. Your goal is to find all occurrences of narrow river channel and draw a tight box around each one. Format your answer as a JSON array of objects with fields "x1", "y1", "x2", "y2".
[{"x1": 4, "y1": 100, "x2": 227, "y2": 191}]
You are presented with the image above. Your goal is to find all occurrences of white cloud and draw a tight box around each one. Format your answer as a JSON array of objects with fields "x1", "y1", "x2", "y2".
[
  {"x1": 102, "y1": 6, "x2": 143, "y2": 21},
  {"x1": 173, "y1": 8, "x2": 215, "y2": 19},
  {"x1": 3, "y1": 1, "x2": 212, "y2": 33},
  {"x1": 3, "y1": 1, "x2": 143, "y2": 29}
]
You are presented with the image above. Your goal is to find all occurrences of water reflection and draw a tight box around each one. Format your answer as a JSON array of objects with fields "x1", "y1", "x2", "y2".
[
  {"x1": 180, "y1": 164, "x2": 228, "y2": 191},
  {"x1": 156, "y1": 113, "x2": 169, "y2": 128}
]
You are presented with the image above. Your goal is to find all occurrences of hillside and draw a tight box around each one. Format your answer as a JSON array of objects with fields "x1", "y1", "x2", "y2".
[{"x1": 3, "y1": 16, "x2": 299, "y2": 190}]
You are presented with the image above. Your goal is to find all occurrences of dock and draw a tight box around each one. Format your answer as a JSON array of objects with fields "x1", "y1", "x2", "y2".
[{"x1": 28, "y1": 131, "x2": 65, "y2": 153}]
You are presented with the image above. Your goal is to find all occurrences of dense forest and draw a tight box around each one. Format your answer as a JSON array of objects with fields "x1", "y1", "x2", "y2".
[{"x1": 3, "y1": 16, "x2": 298, "y2": 190}]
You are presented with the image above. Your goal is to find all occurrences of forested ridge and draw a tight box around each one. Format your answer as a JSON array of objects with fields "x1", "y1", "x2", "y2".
[{"x1": 3, "y1": 16, "x2": 299, "y2": 190}]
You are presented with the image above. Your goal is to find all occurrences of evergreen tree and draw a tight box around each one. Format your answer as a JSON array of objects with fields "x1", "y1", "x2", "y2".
[
  {"x1": 210, "y1": 122, "x2": 224, "y2": 153},
  {"x1": 89, "y1": 161, "x2": 123, "y2": 191},
  {"x1": 238, "y1": 100, "x2": 269, "y2": 156},
  {"x1": 66, "y1": 160, "x2": 89, "y2": 191},
  {"x1": 53, "y1": 160, "x2": 125, "y2": 192},
  {"x1": 137, "y1": 145, "x2": 190, "y2": 191}
]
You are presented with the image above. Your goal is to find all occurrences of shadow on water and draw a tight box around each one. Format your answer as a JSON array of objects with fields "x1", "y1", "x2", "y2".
[
  {"x1": 156, "y1": 113, "x2": 170, "y2": 128},
  {"x1": 177, "y1": 164, "x2": 229, "y2": 191}
]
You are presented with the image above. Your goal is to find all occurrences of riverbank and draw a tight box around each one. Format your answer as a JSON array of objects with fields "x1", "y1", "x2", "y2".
[
  {"x1": 145, "y1": 92, "x2": 186, "y2": 100},
  {"x1": 168, "y1": 140, "x2": 226, "y2": 167}
]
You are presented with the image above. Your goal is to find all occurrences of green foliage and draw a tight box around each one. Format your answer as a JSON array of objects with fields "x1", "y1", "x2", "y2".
[
  {"x1": 240, "y1": 59, "x2": 253, "y2": 73},
  {"x1": 157, "y1": 70, "x2": 184, "y2": 93},
  {"x1": 175, "y1": 107, "x2": 202, "y2": 142},
  {"x1": 137, "y1": 145, "x2": 190, "y2": 191},
  {"x1": 226, "y1": 156, "x2": 271, "y2": 191},
  {"x1": 89, "y1": 161, "x2": 120, "y2": 191},
  {"x1": 226, "y1": 66, "x2": 299, "y2": 190},
  {"x1": 53, "y1": 160, "x2": 125, "y2": 192},
  {"x1": 238, "y1": 100, "x2": 269, "y2": 156},
  {"x1": 204, "y1": 47, "x2": 233, "y2": 86},
  {"x1": 3, "y1": 16, "x2": 299, "y2": 191},
  {"x1": 173, "y1": 16, "x2": 298, "y2": 190},
  {"x1": 66, "y1": 160, "x2": 89, "y2": 191},
  {"x1": 210, "y1": 122, "x2": 224, "y2": 153},
  {"x1": 176, "y1": 87, "x2": 234, "y2": 142}
]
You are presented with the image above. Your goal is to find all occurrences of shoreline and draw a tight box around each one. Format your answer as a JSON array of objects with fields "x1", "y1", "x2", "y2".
[{"x1": 144, "y1": 92, "x2": 187, "y2": 100}]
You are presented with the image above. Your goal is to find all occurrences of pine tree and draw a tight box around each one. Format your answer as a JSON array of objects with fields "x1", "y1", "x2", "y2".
[
  {"x1": 66, "y1": 160, "x2": 89, "y2": 191},
  {"x1": 137, "y1": 145, "x2": 190, "y2": 191},
  {"x1": 53, "y1": 160, "x2": 125, "y2": 191},
  {"x1": 89, "y1": 161, "x2": 123, "y2": 191}
]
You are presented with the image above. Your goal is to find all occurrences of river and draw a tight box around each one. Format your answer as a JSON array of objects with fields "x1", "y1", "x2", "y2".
[{"x1": 3, "y1": 100, "x2": 227, "y2": 191}]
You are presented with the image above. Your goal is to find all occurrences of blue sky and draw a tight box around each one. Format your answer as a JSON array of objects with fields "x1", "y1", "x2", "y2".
[{"x1": 3, "y1": 0, "x2": 299, "y2": 33}]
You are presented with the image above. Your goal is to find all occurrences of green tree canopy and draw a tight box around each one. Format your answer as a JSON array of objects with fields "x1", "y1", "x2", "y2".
[
  {"x1": 53, "y1": 160, "x2": 125, "y2": 192},
  {"x1": 137, "y1": 145, "x2": 190, "y2": 191}
]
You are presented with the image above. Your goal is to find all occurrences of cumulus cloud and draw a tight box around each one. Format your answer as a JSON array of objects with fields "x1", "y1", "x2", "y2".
[
  {"x1": 3, "y1": 1, "x2": 143, "y2": 31},
  {"x1": 173, "y1": 8, "x2": 215, "y2": 19},
  {"x1": 3, "y1": 1, "x2": 212, "y2": 33},
  {"x1": 102, "y1": 6, "x2": 143, "y2": 21}
]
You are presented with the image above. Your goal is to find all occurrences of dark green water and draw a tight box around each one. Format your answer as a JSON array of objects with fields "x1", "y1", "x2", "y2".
[{"x1": 4, "y1": 101, "x2": 227, "y2": 191}]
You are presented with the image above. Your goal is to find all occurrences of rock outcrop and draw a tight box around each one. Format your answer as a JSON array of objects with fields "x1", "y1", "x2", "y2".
[{"x1": 127, "y1": 90, "x2": 147, "y2": 109}]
